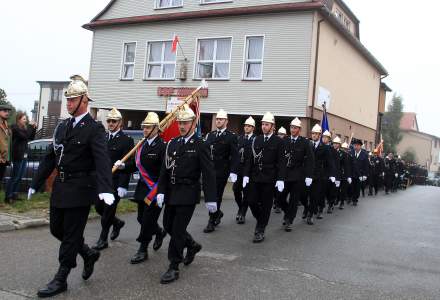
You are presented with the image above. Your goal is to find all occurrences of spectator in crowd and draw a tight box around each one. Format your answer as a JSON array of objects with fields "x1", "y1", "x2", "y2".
[
  {"x1": 5, "y1": 112, "x2": 36, "y2": 203},
  {"x1": 0, "y1": 100, "x2": 13, "y2": 189}
]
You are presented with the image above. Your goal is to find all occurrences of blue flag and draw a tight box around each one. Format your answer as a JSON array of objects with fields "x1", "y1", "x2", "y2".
[{"x1": 321, "y1": 102, "x2": 330, "y2": 133}]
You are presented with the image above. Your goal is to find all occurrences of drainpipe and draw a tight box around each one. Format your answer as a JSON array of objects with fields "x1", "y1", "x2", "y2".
[{"x1": 311, "y1": 18, "x2": 325, "y2": 127}]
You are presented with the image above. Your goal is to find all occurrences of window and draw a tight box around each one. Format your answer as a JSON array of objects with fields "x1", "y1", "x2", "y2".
[
  {"x1": 155, "y1": 0, "x2": 183, "y2": 9},
  {"x1": 50, "y1": 87, "x2": 63, "y2": 102},
  {"x1": 201, "y1": 0, "x2": 232, "y2": 4},
  {"x1": 243, "y1": 36, "x2": 264, "y2": 80},
  {"x1": 145, "y1": 41, "x2": 176, "y2": 80},
  {"x1": 121, "y1": 42, "x2": 136, "y2": 80},
  {"x1": 195, "y1": 38, "x2": 232, "y2": 79}
]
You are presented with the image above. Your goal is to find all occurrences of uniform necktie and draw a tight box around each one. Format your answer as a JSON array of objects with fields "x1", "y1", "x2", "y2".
[
  {"x1": 109, "y1": 134, "x2": 113, "y2": 141},
  {"x1": 66, "y1": 118, "x2": 75, "y2": 135},
  {"x1": 216, "y1": 130, "x2": 221, "y2": 138},
  {"x1": 264, "y1": 136, "x2": 268, "y2": 143}
]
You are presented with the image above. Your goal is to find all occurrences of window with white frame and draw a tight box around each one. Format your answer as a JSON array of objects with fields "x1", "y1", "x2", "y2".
[
  {"x1": 201, "y1": 0, "x2": 232, "y2": 4},
  {"x1": 195, "y1": 38, "x2": 232, "y2": 79},
  {"x1": 121, "y1": 42, "x2": 136, "y2": 80},
  {"x1": 145, "y1": 41, "x2": 176, "y2": 79},
  {"x1": 156, "y1": 0, "x2": 183, "y2": 9},
  {"x1": 243, "y1": 36, "x2": 264, "y2": 80}
]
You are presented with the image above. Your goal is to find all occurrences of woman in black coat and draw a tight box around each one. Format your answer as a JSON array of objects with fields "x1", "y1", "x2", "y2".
[{"x1": 5, "y1": 112, "x2": 36, "y2": 203}]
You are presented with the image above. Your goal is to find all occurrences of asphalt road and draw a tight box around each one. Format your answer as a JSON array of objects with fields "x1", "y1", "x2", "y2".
[{"x1": 1, "y1": 185, "x2": 440, "y2": 300}]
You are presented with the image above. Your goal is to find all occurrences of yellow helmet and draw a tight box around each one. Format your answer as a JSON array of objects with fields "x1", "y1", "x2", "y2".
[
  {"x1": 177, "y1": 105, "x2": 196, "y2": 122},
  {"x1": 290, "y1": 117, "x2": 302, "y2": 127},
  {"x1": 333, "y1": 136, "x2": 342, "y2": 144},
  {"x1": 261, "y1": 112, "x2": 275, "y2": 124},
  {"x1": 65, "y1": 75, "x2": 91, "y2": 100},
  {"x1": 278, "y1": 127, "x2": 287, "y2": 135},
  {"x1": 216, "y1": 109, "x2": 228, "y2": 119},
  {"x1": 141, "y1": 112, "x2": 160, "y2": 127},
  {"x1": 311, "y1": 124, "x2": 322, "y2": 134},
  {"x1": 244, "y1": 116, "x2": 255, "y2": 127},
  {"x1": 322, "y1": 130, "x2": 331, "y2": 138},
  {"x1": 106, "y1": 108, "x2": 122, "y2": 120}
]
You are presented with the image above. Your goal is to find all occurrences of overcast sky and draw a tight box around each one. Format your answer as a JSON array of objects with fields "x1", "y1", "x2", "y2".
[{"x1": 1, "y1": 0, "x2": 439, "y2": 136}]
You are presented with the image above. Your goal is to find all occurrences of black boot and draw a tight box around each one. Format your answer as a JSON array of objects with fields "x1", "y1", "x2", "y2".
[
  {"x1": 203, "y1": 215, "x2": 216, "y2": 233},
  {"x1": 160, "y1": 267, "x2": 179, "y2": 284},
  {"x1": 339, "y1": 202, "x2": 344, "y2": 210},
  {"x1": 183, "y1": 241, "x2": 202, "y2": 266},
  {"x1": 92, "y1": 238, "x2": 108, "y2": 251},
  {"x1": 214, "y1": 210, "x2": 224, "y2": 226},
  {"x1": 80, "y1": 246, "x2": 100, "y2": 280},
  {"x1": 284, "y1": 222, "x2": 292, "y2": 232},
  {"x1": 306, "y1": 214, "x2": 314, "y2": 225},
  {"x1": 153, "y1": 228, "x2": 167, "y2": 251},
  {"x1": 302, "y1": 211, "x2": 307, "y2": 219},
  {"x1": 110, "y1": 219, "x2": 125, "y2": 241},
  {"x1": 253, "y1": 229, "x2": 265, "y2": 243},
  {"x1": 131, "y1": 242, "x2": 148, "y2": 264},
  {"x1": 317, "y1": 212, "x2": 323, "y2": 219},
  {"x1": 327, "y1": 206, "x2": 333, "y2": 214},
  {"x1": 37, "y1": 266, "x2": 70, "y2": 298},
  {"x1": 237, "y1": 214, "x2": 245, "y2": 225}
]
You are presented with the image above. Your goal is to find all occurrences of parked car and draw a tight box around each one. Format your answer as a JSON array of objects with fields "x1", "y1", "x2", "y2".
[{"x1": 2, "y1": 131, "x2": 145, "y2": 197}]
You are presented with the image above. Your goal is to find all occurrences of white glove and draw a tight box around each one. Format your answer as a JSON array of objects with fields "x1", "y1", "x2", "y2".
[
  {"x1": 329, "y1": 177, "x2": 336, "y2": 183},
  {"x1": 27, "y1": 188, "x2": 35, "y2": 200},
  {"x1": 117, "y1": 187, "x2": 127, "y2": 198},
  {"x1": 305, "y1": 177, "x2": 313, "y2": 187},
  {"x1": 362, "y1": 176, "x2": 367, "y2": 181},
  {"x1": 395, "y1": 173, "x2": 398, "y2": 178},
  {"x1": 275, "y1": 181, "x2": 284, "y2": 192},
  {"x1": 114, "y1": 160, "x2": 125, "y2": 170},
  {"x1": 335, "y1": 181, "x2": 341, "y2": 188},
  {"x1": 99, "y1": 193, "x2": 115, "y2": 205},
  {"x1": 358, "y1": 177, "x2": 363, "y2": 181},
  {"x1": 347, "y1": 177, "x2": 352, "y2": 184},
  {"x1": 382, "y1": 172, "x2": 385, "y2": 177},
  {"x1": 243, "y1": 176, "x2": 249, "y2": 188},
  {"x1": 156, "y1": 194, "x2": 165, "y2": 208},
  {"x1": 206, "y1": 202, "x2": 218, "y2": 213},
  {"x1": 229, "y1": 173, "x2": 237, "y2": 183}
]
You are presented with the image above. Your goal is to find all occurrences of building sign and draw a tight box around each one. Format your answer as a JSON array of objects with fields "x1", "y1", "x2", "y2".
[
  {"x1": 157, "y1": 87, "x2": 209, "y2": 98},
  {"x1": 316, "y1": 86, "x2": 331, "y2": 109},
  {"x1": 166, "y1": 96, "x2": 184, "y2": 113}
]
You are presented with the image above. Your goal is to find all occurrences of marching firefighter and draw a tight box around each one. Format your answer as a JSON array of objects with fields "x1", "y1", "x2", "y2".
[
  {"x1": 233, "y1": 116, "x2": 256, "y2": 224},
  {"x1": 28, "y1": 75, "x2": 114, "y2": 298},
  {"x1": 321, "y1": 130, "x2": 337, "y2": 214},
  {"x1": 273, "y1": 126, "x2": 288, "y2": 213},
  {"x1": 334, "y1": 139, "x2": 352, "y2": 209},
  {"x1": 114, "y1": 112, "x2": 167, "y2": 264},
  {"x1": 279, "y1": 117, "x2": 314, "y2": 231},
  {"x1": 92, "y1": 108, "x2": 133, "y2": 251},
  {"x1": 308, "y1": 125, "x2": 335, "y2": 223},
  {"x1": 384, "y1": 153, "x2": 396, "y2": 194},
  {"x1": 203, "y1": 109, "x2": 239, "y2": 233},
  {"x1": 368, "y1": 150, "x2": 384, "y2": 196},
  {"x1": 350, "y1": 139, "x2": 369, "y2": 205},
  {"x1": 156, "y1": 105, "x2": 217, "y2": 284},
  {"x1": 243, "y1": 112, "x2": 286, "y2": 242}
]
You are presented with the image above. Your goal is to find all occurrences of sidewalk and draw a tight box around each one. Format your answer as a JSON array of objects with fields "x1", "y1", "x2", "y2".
[{"x1": 0, "y1": 212, "x2": 48, "y2": 232}]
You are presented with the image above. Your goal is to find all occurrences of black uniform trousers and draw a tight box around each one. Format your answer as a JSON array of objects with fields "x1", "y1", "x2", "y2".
[
  {"x1": 232, "y1": 174, "x2": 249, "y2": 216},
  {"x1": 384, "y1": 174, "x2": 393, "y2": 193},
  {"x1": 325, "y1": 180, "x2": 336, "y2": 207},
  {"x1": 369, "y1": 175, "x2": 381, "y2": 195},
  {"x1": 279, "y1": 180, "x2": 304, "y2": 223},
  {"x1": 163, "y1": 204, "x2": 196, "y2": 269},
  {"x1": 136, "y1": 201, "x2": 163, "y2": 244},
  {"x1": 248, "y1": 181, "x2": 275, "y2": 231},
  {"x1": 49, "y1": 205, "x2": 90, "y2": 269},
  {"x1": 308, "y1": 178, "x2": 325, "y2": 216},
  {"x1": 318, "y1": 179, "x2": 328, "y2": 213},
  {"x1": 209, "y1": 176, "x2": 228, "y2": 221},
  {"x1": 337, "y1": 180, "x2": 349, "y2": 205},
  {"x1": 352, "y1": 178, "x2": 361, "y2": 202},
  {"x1": 94, "y1": 193, "x2": 121, "y2": 240}
]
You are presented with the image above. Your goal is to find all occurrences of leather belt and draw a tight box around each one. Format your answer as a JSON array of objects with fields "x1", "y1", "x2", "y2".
[{"x1": 57, "y1": 171, "x2": 94, "y2": 183}]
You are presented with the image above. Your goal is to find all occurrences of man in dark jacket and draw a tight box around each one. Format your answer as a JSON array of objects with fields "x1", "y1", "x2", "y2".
[
  {"x1": 350, "y1": 139, "x2": 369, "y2": 205},
  {"x1": 203, "y1": 109, "x2": 239, "y2": 233},
  {"x1": 279, "y1": 117, "x2": 314, "y2": 231},
  {"x1": 384, "y1": 153, "x2": 396, "y2": 194},
  {"x1": 243, "y1": 112, "x2": 286, "y2": 242},
  {"x1": 368, "y1": 149, "x2": 384, "y2": 196},
  {"x1": 115, "y1": 112, "x2": 166, "y2": 264},
  {"x1": 28, "y1": 75, "x2": 114, "y2": 298},
  {"x1": 92, "y1": 108, "x2": 134, "y2": 251},
  {"x1": 233, "y1": 116, "x2": 256, "y2": 224},
  {"x1": 156, "y1": 105, "x2": 217, "y2": 284},
  {"x1": 0, "y1": 100, "x2": 12, "y2": 187},
  {"x1": 321, "y1": 130, "x2": 337, "y2": 214},
  {"x1": 335, "y1": 140, "x2": 352, "y2": 209}
]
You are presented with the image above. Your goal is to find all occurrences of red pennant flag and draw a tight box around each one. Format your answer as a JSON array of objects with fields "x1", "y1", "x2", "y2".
[{"x1": 171, "y1": 35, "x2": 179, "y2": 53}]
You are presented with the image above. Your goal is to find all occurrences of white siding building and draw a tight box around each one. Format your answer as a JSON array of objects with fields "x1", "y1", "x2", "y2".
[{"x1": 84, "y1": 0, "x2": 388, "y2": 146}]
